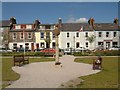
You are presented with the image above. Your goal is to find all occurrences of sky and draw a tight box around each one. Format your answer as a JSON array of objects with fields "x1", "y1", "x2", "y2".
[
  {"x1": 1, "y1": 0, "x2": 120, "y2": 2},
  {"x1": 2, "y1": 2, "x2": 118, "y2": 24}
]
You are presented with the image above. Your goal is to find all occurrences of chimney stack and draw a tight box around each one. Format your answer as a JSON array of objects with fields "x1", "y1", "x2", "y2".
[
  {"x1": 113, "y1": 18, "x2": 119, "y2": 24},
  {"x1": 58, "y1": 17, "x2": 62, "y2": 27},
  {"x1": 10, "y1": 16, "x2": 17, "y2": 30},
  {"x1": 34, "y1": 19, "x2": 40, "y2": 30},
  {"x1": 88, "y1": 17, "x2": 95, "y2": 29}
]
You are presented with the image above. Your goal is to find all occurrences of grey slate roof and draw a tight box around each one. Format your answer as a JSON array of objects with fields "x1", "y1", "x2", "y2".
[
  {"x1": 60, "y1": 23, "x2": 119, "y2": 31},
  {"x1": 0, "y1": 20, "x2": 10, "y2": 27},
  {"x1": 9, "y1": 22, "x2": 119, "y2": 31}
]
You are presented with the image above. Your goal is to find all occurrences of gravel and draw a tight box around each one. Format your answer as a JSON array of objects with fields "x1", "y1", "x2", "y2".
[{"x1": 6, "y1": 55, "x2": 100, "y2": 88}]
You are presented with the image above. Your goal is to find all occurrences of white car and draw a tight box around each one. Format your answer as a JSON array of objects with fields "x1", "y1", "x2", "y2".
[
  {"x1": 75, "y1": 47, "x2": 87, "y2": 52},
  {"x1": 109, "y1": 47, "x2": 120, "y2": 50},
  {"x1": 0, "y1": 47, "x2": 12, "y2": 53}
]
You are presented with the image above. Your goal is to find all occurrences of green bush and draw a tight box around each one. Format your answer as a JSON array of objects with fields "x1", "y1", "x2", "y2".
[
  {"x1": 34, "y1": 52, "x2": 45, "y2": 56},
  {"x1": 73, "y1": 52, "x2": 83, "y2": 56},
  {"x1": 1, "y1": 52, "x2": 45, "y2": 56},
  {"x1": 93, "y1": 50, "x2": 120, "y2": 56}
]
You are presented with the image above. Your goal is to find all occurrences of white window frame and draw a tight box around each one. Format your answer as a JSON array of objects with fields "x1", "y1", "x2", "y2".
[
  {"x1": 113, "y1": 32, "x2": 117, "y2": 37},
  {"x1": 67, "y1": 32, "x2": 69, "y2": 38},
  {"x1": 98, "y1": 32, "x2": 102, "y2": 37},
  {"x1": 28, "y1": 32, "x2": 32, "y2": 39},
  {"x1": 85, "y1": 32, "x2": 88, "y2": 37},
  {"x1": 40, "y1": 32, "x2": 44, "y2": 39},
  {"x1": 13, "y1": 33, "x2": 17, "y2": 39},
  {"x1": 86, "y1": 42, "x2": 88, "y2": 47},
  {"x1": 76, "y1": 32, "x2": 79, "y2": 37},
  {"x1": 67, "y1": 42, "x2": 70, "y2": 48},
  {"x1": 20, "y1": 32, "x2": 24, "y2": 39},
  {"x1": 106, "y1": 32, "x2": 109, "y2": 37}
]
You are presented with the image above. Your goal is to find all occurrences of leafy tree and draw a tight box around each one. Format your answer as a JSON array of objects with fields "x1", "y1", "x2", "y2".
[
  {"x1": 86, "y1": 34, "x2": 96, "y2": 50},
  {"x1": 44, "y1": 30, "x2": 51, "y2": 48}
]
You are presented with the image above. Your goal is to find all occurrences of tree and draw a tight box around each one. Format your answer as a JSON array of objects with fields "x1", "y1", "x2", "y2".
[
  {"x1": 44, "y1": 30, "x2": 51, "y2": 48},
  {"x1": 86, "y1": 34, "x2": 96, "y2": 50}
]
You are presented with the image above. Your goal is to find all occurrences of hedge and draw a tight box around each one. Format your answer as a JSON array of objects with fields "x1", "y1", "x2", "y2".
[
  {"x1": 93, "y1": 50, "x2": 120, "y2": 56},
  {"x1": 73, "y1": 52, "x2": 90, "y2": 56},
  {"x1": 73, "y1": 50, "x2": 120, "y2": 56},
  {"x1": 1, "y1": 52, "x2": 45, "y2": 56}
]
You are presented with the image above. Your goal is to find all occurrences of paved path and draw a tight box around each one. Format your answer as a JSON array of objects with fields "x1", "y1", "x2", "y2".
[{"x1": 6, "y1": 55, "x2": 100, "y2": 88}]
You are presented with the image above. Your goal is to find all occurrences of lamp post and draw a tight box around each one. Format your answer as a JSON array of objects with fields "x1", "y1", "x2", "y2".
[
  {"x1": 53, "y1": 24, "x2": 61, "y2": 65},
  {"x1": 23, "y1": 27, "x2": 25, "y2": 56}
]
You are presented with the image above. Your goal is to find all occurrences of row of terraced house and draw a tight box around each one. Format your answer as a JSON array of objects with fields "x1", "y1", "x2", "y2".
[{"x1": 0, "y1": 17, "x2": 120, "y2": 51}]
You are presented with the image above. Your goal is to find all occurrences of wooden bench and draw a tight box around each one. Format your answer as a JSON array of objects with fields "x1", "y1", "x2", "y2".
[{"x1": 13, "y1": 55, "x2": 29, "y2": 66}]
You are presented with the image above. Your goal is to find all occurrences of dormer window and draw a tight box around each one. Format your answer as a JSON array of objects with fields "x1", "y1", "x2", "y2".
[
  {"x1": 15, "y1": 25, "x2": 21, "y2": 29},
  {"x1": 110, "y1": 25, "x2": 114, "y2": 27},
  {"x1": 98, "y1": 24, "x2": 102, "y2": 27},
  {"x1": 51, "y1": 25, "x2": 55, "y2": 29},
  {"x1": 26, "y1": 25, "x2": 32, "y2": 29},
  {"x1": 45, "y1": 25, "x2": 51, "y2": 29},
  {"x1": 40, "y1": 26, "x2": 43, "y2": 29}
]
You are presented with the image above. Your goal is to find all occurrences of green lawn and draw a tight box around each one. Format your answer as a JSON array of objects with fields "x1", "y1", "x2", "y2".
[
  {"x1": 2, "y1": 57, "x2": 55, "y2": 88},
  {"x1": 74, "y1": 57, "x2": 119, "y2": 88}
]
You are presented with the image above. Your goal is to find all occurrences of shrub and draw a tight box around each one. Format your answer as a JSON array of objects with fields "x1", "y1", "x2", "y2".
[
  {"x1": 34, "y1": 52, "x2": 45, "y2": 56},
  {"x1": 93, "y1": 50, "x2": 120, "y2": 56},
  {"x1": 73, "y1": 52, "x2": 83, "y2": 56},
  {"x1": 1, "y1": 52, "x2": 45, "y2": 56}
]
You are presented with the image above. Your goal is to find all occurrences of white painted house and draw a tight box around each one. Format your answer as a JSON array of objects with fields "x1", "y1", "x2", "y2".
[{"x1": 2, "y1": 18, "x2": 119, "y2": 51}]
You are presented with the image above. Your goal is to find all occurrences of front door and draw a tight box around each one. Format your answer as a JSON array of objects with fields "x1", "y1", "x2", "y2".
[
  {"x1": 106, "y1": 42, "x2": 110, "y2": 49},
  {"x1": 31, "y1": 43, "x2": 34, "y2": 51}
]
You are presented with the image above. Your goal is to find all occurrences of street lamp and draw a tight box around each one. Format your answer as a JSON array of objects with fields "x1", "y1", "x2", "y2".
[
  {"x1": 53, "y1": 24, "x2": 61, "y2": 65},
  {"x1": 22, "y1": 27, "x2": 25, "y2": 56}
]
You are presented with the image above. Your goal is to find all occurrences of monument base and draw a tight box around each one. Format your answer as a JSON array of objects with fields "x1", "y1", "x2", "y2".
[{"x1": 55, "y1": 61, "x2": 62, "y2": 68}]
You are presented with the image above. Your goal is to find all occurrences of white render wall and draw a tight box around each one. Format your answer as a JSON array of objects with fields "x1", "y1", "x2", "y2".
[
  {"x1": 59, "y1": 31, "x2": 95, "y2": 50},
  {"x1": 9, "y1": 30, "x2": 120, "y2": 50},
  {"x1": 95, "y1": 31, "x2": 120, "y2": 49}
]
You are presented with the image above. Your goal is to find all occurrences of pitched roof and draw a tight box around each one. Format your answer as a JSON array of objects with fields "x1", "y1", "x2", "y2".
[
  {"x1": 0, "y1": 20, "x2": 10, "y2": 27},
  {"x1": 60, "y1": 23, "x2": 119, "y2": 31}
]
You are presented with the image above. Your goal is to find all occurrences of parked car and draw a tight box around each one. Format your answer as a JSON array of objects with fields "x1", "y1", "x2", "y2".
[
  {"x1": 75, "y1": 47, "x2": 89, "y2": 52},
  {"x1": 109, "y1": 47, "x2": 120, "y2": 50},
  {"x1": 34, "y1": 48, "x2": 44, "y2": 52},
  {"x1": 0, "y1": 47, "x2": 12, "y2": 53},
  {"x1": 16, "y1": 48, "x2": 31, "y2": 52},
  {"x1": 40, "y1": 48, "x2": 56, "y2": 53},
  {"x1": 93, "y1": 46, "x2": 104, "y2": 51},
  {"x1": 64, "y1": 48, "x2": 75, "y2": 54}
]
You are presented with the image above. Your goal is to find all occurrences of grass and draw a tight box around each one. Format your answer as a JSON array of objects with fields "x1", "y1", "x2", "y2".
[
  {"x1": 74, "y1": 57, "x2": 119, "y2": 88},
  {"x1": 2, "y1": 57, "x2": 55, "y2": 88}
]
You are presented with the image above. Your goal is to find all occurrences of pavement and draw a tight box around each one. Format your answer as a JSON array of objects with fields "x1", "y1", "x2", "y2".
[{"x1": 6, "y1": 55, "x2": 100, "y2": 88}]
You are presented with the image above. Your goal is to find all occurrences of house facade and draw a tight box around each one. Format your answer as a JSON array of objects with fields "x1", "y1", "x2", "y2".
[
  {"x1": 35, "y1": 24, "x2": 56, "y2": 49},
  {"x1": 1, "y1": 18, "x2": 119, "y2": 51},
  {"x1": 0, "y1": 20, "x2": 10, "y2": 48},
  {"x1": 8, "y1": 24, "x2": 35, "y2": 51},
  {"x1": 94, "y1": 23, "x2": 119, "y2": 50}
]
